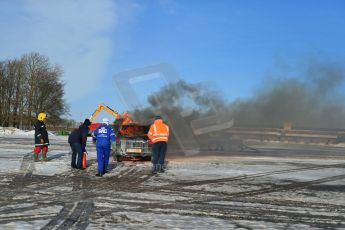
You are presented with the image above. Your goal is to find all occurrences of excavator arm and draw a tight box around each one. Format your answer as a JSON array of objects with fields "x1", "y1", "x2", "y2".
[{"x1": 89, "y1": 102, "x2": 121, "y2": 122}]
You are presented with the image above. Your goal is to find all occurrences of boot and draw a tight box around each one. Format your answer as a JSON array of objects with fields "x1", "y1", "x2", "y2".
[
  {"x1": 42, "y1": 152, "x2": 48, "y2": 161},
  {"x1": 34, "y1": 154, "x2": 39, "y2": 162},
  {"x1": 95, "y1": 172, "x2": 103, "y2": 177}
]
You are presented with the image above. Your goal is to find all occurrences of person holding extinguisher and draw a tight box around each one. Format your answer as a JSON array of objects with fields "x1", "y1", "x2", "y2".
[{"x1": 68, "y1": 119, "x2": 91, "y2": 169}]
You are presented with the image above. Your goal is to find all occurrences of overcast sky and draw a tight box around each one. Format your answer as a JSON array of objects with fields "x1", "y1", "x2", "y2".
[{"x1": 1, "y1": 0, "x2": 345, "y2": 121}]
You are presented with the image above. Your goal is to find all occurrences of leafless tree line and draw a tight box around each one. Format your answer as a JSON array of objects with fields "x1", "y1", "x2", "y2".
[{"x1": 0, "y1": 52, "x2": 69, "y2": 129}]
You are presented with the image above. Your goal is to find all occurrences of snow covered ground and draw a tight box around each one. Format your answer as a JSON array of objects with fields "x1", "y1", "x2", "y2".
[
  {"x1": 1, "y1": 131, "x2": 345, "y2": 229},
  {"x1": 0, "y1": 126, "x2": 56, "y2": 136}
]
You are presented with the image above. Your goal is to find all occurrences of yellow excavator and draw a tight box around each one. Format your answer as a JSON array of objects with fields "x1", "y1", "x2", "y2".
[
  {"x1": 89, "y1": 102, "x2": 135, "y2": 130},
  {"x1": 89, "y1": 102, "x2": 121, "y2": 124}
]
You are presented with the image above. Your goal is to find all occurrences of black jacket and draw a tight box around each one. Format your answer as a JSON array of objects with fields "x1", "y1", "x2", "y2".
[
  {"x1": 68, "y1": 124, "x2": 89, "y2": 146},
  {"x1": 34, "y1": 120, "x2": 49, "y2": 146}
]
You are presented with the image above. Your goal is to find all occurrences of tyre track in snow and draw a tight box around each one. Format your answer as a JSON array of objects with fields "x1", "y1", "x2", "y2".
[
  {"x1": 3, "y1": 149, "x2": 345, "y2": 229},
  {"x1": 172, "y1": 162, "x2": 345, "y2": 187},
  {"x1": 0, "y1": 163, "x2": 154, "y2": 221},
  {"x1": 6, "y1": 161, "x2": 345, "y2": 207},
  {"x1": 133, "y1": 170, "x2": 345, "y2": 204},
  {"x1": 83, "y1": 164, "x2": 154, "y2": 191},
  {"x1": 127, "y1": 162, "x2": 345, "y2": 200},
  {"x1": 42, "y1": 201, "x2": 94, "y2": 230},
  {"x1": 84, "y1": 169, "x2": 345, "y2": 228},
  {"x1": 91, "y1": 201, "x2": 345, "y2": 229},
  {"x1": 186, "y1": 173, "x2": 345, "y2": 203},
  {"x1": 18, "y1": 151, "x2": 35, "y2": 178}
]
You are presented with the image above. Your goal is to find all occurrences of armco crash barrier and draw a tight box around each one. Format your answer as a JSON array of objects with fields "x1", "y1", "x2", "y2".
[{"x1": 225, "y1": 127, "x2": 344, "y2": 144}]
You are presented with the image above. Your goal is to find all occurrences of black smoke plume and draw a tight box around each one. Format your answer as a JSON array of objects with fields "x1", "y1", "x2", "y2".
[
  {"x1": 232, "y1": 61, "x2": 345, "y2": 129},
  {"x1": 131, "y1": 60, "x2": 345, "y2": 130}
]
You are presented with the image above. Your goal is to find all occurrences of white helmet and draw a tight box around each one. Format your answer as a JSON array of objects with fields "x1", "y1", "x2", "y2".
[{"x1": 102, "y1": 117, "x2": 109, "y2": 125}]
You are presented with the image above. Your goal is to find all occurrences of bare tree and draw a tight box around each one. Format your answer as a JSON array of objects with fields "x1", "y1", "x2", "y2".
[{"x1": 0, "y1": 52, "x2": 69, "y2": 129}]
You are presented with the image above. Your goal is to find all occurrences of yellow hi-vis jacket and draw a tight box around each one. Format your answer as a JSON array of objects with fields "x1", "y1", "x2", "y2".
[{"x1": 148, "y1": 119, "x2": 169, "y2": 143}]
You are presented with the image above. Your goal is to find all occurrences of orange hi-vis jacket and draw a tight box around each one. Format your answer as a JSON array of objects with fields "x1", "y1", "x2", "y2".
[{"x1": 148, "y1": 119, "x2": 169, "y2": 143}]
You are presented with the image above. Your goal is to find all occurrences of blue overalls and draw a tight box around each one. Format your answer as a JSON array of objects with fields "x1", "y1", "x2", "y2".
[{"x1": 94, "y1": 124, "x2": 116, "y2": 174}]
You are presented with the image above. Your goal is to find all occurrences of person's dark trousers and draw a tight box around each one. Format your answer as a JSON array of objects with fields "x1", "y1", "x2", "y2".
[
  {"x1": 152, "y1": 141, "x2": 167, "y2": 171},
  {"x1": 70, "y1": 142, "x2": 83, "y2": 169}
]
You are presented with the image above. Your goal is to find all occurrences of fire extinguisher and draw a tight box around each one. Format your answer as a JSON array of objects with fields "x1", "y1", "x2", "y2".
[{"x1": 82, "y1": 152, "x2": 87, "y2": 169}]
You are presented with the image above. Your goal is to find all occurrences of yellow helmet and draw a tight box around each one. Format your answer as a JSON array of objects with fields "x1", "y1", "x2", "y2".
[{"x1": 37, "y1": 112, "x2": 47, "y2": 121}]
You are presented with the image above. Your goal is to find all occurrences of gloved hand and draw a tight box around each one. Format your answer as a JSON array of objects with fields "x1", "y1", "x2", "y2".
[{"x1": 111, "y1": 142, "x2": 116, "y2": 150}]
